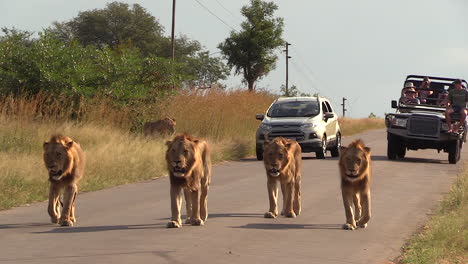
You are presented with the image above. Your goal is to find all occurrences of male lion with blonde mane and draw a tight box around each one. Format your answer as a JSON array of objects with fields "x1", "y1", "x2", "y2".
[
  {"x1": 339, "y1": 139, "x2": 371, "y2": 230},
  {"x1": 263, "y1": 137, "x2": 302, "y2": 218},
  {"x1": 43, "y1": 135, "x2": 85, "y2": 227},
  {"x1": 165, "y1": 134, "x2": 211, "y2": 228},
  {"x1": 144, "y1": 117, "x2": 176, "y2": 137}
]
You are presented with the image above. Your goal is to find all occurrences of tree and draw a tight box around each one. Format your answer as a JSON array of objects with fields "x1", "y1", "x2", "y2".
[
  {"x1": 50, "y1": 2, "x2": 165, "y2": 56},
  {"x1": 280, "y1": 84, "x2": 310, "y2": 97},
  {"x1": 368, "y1": 112, "x2": 377, "y2": 118},
  {"x1": 218, "y1": 0, "x2": 284, "y2": 91}
]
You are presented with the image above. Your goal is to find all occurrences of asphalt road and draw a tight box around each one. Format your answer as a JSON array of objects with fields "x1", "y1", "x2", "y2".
[{"x1": 0, "y1": 129, "x2": 463, "y2": 264}]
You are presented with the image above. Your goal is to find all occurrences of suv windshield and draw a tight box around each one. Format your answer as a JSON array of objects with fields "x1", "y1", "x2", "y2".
[{"x1": 267, "y1": 101, "x2": 319, "y2": 118}]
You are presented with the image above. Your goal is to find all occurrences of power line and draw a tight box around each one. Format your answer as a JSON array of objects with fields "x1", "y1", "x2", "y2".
[
  {"x1": 193, "y1": 0, "x2": 237, "y2": 31},
  {"x1": 214, "y1": 0, "x2": 242, "y2": 23}
]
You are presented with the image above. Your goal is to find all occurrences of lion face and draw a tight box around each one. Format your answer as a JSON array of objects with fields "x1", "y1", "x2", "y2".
[
  {"x1": 263, "y1": 138, "x2": 292, "y2": 177},
  {"x1": 164, "y1": 117, "x2": 176, "y2": 127},
  {"x1": 339, "y1": 142, "x2": 370, "y2": 182},
  {"x1": 43, "y1": 140, "x2": 74, "y2": 181},
  {"x1": 166, "y1": 135, "x2": 198, "y2": 178}
]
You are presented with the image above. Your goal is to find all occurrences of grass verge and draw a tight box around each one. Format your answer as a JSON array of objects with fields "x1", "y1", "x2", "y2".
[{"x1": 399, "y1": 165, "x2": 468, "y2": 264}]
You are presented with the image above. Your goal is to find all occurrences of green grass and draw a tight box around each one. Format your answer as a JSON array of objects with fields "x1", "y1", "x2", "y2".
[{"x1": 399, "y1": 165, "x2": 468, "y2": 264}]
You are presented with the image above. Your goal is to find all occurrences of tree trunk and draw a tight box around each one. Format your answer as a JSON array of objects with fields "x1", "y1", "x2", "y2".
[{"x1": 247, "y1": 79, "x2": 255, "y2": 92}]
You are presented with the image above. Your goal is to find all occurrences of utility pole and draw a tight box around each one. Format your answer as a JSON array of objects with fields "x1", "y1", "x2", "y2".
[
  {"x1": 284, "y1": 42, "x2": 291, "y2": 96},
  {"x1": 171, "y1": 0, "x2": 176, "y2": 60},
  {"x1": 341, "y1": 97, "x2": 347, "y2": 117}
]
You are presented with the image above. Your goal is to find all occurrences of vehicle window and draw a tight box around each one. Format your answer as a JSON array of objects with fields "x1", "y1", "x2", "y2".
[
  {"x1": 321, "y1": 102, "x2": 329, "y2": 113},
  {"x1": 267, "y1": 101, "x2": 319, "y2": 118},
  {"x1": 325, "y1": 101, "x2": 334, "y2": 113}
]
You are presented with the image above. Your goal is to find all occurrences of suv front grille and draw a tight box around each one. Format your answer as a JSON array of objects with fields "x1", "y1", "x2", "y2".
[
  {"x1": 408, "y1": 116, "x2": 440, "y2": 138},
  {"x1": 268, "y1": 130, "x2": 305, "y2": 141}
]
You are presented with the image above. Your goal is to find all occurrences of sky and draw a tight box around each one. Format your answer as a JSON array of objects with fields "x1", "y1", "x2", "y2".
[{"x1": 1, "y1": 0, "x2": 467, "y2": 117}]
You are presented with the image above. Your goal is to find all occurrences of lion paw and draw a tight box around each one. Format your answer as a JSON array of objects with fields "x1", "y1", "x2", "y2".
[
  {"x1": 59, "y1": 219, "x2": 74, "y2": 227},
  {"x1": 357, "y1": 222, "x2": 368, "y2": 229},
  {"x1": 342, "y1": 223, "x2": 356, "y2": 230},
  {"x1": 167, "y1": 221, "x2": 181, "y2": 228},
  {"x1": 191, "y1": 218, "x2": 204, "y2": 226},
  {"x1": 264, "y1": 212, "x2": 277, "y2": 218},
  {"x1": 50, "y1": 216, "x2": 59, "y2": 224},
  {"x1": 284, "y1": 211, "x2": 296, "y2": 218}
]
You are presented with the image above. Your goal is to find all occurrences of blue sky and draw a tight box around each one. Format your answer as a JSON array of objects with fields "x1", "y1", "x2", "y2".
[{"x1": 1, "y1": 0, "x2": 467, "y2": 117}]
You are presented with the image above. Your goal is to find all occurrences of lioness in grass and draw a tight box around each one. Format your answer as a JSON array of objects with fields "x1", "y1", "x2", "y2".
[
  {"x1": 144, "y1": 117, "x2": 176, "y2": 138},
  {"x1": 263, "y1": 137, "x2": 302, "y2": 218},
  {"x1": 339, "y1": 139, "x2": 371, "y2": 230},
  {"x1": 165, "y1": 134, "x2": 212, "y2": 228},
  {"x1": 43, "y1": 135, "x2": 85, "y2": 227}
]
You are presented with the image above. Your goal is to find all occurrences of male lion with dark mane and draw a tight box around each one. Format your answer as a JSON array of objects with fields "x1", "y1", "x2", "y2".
[
  {"x1": 43, "y1": 135, "x2": 85, "y2": 227},
  {"x1": 144, "y1": 117, "x2": 176, "y2": 137},
  {"x1": 339, "y1": 139, "x2": 371, "y2": 230},
  {"x1": 165, "y1": 134, "x2": 211, "y2": 228},
  {"x1": 263, "y1": 137, "x2": 302, "y2": 218}
]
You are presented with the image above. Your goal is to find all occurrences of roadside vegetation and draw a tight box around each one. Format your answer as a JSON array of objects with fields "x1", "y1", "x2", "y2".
[
  {"x1": 399, "y1": 166, "x2": 467, "y2": 264},
  {"x1": 339, "y1": 117, "x2": 385, "y2": 136},
  {"x1": 0, "y1": 91, "x2": 385, "y2": 210}
]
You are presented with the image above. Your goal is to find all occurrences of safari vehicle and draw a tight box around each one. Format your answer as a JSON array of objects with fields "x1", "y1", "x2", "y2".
[
  {"x1": 385, "y1": 75, "x2": 468, "y2": 164},
  {"x1": 255, "y1": 96, "x2": 341, "y2": 160}
]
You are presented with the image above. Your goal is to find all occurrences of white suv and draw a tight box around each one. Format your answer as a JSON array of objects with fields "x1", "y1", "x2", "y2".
[{"x1": 255, "y1": 96, "x2": 341, "y2": 160}]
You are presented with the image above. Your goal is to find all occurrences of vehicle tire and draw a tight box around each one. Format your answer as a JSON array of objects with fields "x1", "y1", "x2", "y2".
[
  {"x1": 316, "y1": 136, "x2": 327, "y2": 159},
  {"x1": 387, "y1": 133, "x2": 398, "y2": 160},
  {"x1": 256, "y1": 147, "x2": 263, "y2": 161},
  {"x1": 448, "y1": 139, "x2": 461, "y2": 164},
  {"x1": 330, "y1": 133, "x2": 341, "y2": 158},
  {"x1": 397, "y1": 144, "x2": 406, "y2": 158}
]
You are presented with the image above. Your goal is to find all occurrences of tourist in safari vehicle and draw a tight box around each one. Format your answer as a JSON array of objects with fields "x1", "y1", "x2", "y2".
[{"x1": 445, "y1": 79, "x2": 468, "y2": 133}]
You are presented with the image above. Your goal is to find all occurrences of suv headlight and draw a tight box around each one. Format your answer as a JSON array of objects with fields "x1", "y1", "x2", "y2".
[
  {"x1": 260, "y1": 123, "x2": 272, "y2": 130},
  {"x1": 441, "y1": 122, "x2": 449, "y2": 131},
  {"x1": 391, "y1": 117, "x2": 407, "y2": 128},
  {"x1": 301, "y1": 122, "x2": 319, "y2": 129}
]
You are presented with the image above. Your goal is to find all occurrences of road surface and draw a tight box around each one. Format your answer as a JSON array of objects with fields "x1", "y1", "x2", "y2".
[{"x1": 0, "y1": 129, "x2": 462, "y2": 264}]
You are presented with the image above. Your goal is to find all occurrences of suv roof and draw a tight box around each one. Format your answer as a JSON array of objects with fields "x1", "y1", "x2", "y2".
[{"x1": 276, "y1": 96, "x2": 326, "y2": 102}]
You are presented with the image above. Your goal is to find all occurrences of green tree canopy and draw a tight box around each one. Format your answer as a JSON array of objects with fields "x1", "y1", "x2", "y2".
[
  {"x1": 218, "y1": 0, "x2": 284, "y2": 91},
  {"x1": 280, "y1": 85, "x2": 310, "y2": 97},
  {"x1": 50, "y1": 2, "x2": 164, "y2": 55}
]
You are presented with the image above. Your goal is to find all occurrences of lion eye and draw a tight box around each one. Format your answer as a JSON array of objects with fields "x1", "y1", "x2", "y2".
[
  {"x1": 183, "y1": 150, "x2": 189, "y2": 154},
  {"x1": 56, "y1": 152, "x2": 62, "y2": 157},
  {"x1": 356, "y1": 158, "x2": 361, "y2": 163}
]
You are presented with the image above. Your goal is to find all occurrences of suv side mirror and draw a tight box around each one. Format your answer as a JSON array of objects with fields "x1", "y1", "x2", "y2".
[
  {"x1": 391, "y1": 100, "x2": 398, "y2": 109},
  {"x1": 324, "y1": 112, "x2": 334, "y2": 121},
  {"x1": 255, "y1": 113, "x2": 265, "y2": 121}
]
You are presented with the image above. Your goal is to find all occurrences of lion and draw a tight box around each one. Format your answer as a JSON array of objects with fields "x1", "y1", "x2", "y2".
[
  {"x1": 338, "y1": 139, "x2": 371, "y2": 230},
  {"x1": 144, "y1": 117, "x2": 176, "y2": 137},
  {"x1": 263, "y1": 137, "x2": 302, "y2": 218},
  {"x1": 43, "y1": 134, "x2": 85, "y2": 227},
  {"x1": 165, "y1": 134, "x2": 212, "y2": 228}
]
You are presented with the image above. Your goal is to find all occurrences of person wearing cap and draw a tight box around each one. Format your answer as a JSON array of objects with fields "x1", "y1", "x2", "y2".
[
  {"x1": 400, "y1": 82, "x2": 420, "y2": 105},
  {"x1": 417, "y1": 77, "x2": 433, "y2": 104},
  {"x1": 445, "y1": 79, "x2": 468, "y2": 133}
]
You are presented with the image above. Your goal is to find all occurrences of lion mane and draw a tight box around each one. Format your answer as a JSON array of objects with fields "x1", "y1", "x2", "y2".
[
  {"x1": 144, "y1": 117, "x2": 176, "y2": 137},
  {"x1": 263, "y1": 137, "x2": 302, "y2": 219},
  {"x1": 165, "y1": 133, "x2": 211, "y2": 228},
  {"x1": 338, "y1": 139, "x2": 371, "y2": 230},
  {"x1": 43, "y1": 134, "x2": 85, "y2": 227}
]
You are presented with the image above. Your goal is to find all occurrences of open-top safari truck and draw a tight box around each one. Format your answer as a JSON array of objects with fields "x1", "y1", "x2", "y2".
[{"x1": 385, "y1": 75, "x2": 468, "y2": 164}]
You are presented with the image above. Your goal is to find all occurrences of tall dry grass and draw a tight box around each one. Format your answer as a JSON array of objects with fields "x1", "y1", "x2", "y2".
[
  {"x1": 0, "y1": 90, "x2": 276, "y2": 210},
  {"x1": 0, "y1": 91, "x2": 384, "y2": 210},
  {"x1": 339, "y1": 117, "x2": 385, "y2": 136}
]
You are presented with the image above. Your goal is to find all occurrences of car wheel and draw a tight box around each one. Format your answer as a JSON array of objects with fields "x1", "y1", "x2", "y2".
[
  {"x1": 387, "y1": 133, "x2": 398, "y2": 160},
  {"x1": 330, "y1": 133, "x2": 341, "y2": 158},
  {"x1": 316, "y1": 136, "x2": 327, "y2": 159},
  {"x1": 448, "y1": 139, "x2": 461, "y2": 164},
  {"x1": 256, "y1": 147, "x2": 263, "y2": 161}
]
